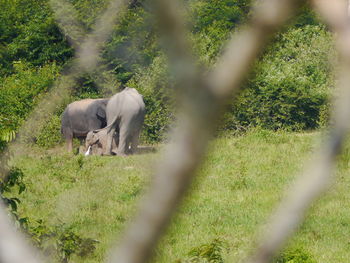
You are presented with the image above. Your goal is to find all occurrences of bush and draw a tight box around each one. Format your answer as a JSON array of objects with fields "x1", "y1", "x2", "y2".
[
  {"x1": 0, "y1": 166, "x2": 28, "y2": 228},
  {"x1": 274, "y1": 246, "x2": 317, "y2": 263},
  {"x1": 103, "y1": 5, "x2": 157, "y2": 84},
  {"x1": 0, "y1": 0, "x2": 72, "y2": 75},
  {"x1": 27, "y1": 221, "x2": 99, "y2": 262},
  {"x1": 176, "y1": 238, "x2": 227, "y2": 263},
  {"x1": 227, "y1": 25, "x2": 334, "y2": 131},
  {"x1": 0, "y1": 62, "x2": 60, "y2": 144},
  {"x1": 0, "y1": 1, "x2": 335, "y2": 146},
  {"x1": 36, "y1": 115, "x2": 62, "y2": 148},
  {"x1": 128, "y1": 55, "x2": 174, "y2": 143},
  {"x1": 190, "y1": 0, "x2": 251, "y2": 66},
  {"x1": 191, "y1": 0, "x2": 249, "y2": 33}
]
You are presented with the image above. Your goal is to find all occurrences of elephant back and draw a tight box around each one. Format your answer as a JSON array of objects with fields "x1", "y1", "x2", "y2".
[
  {"x1": 106, "y1": 88, "x2": 145, "y2": 125},
  {"x1": 61, "y1": 98, "x2": 108, "y2": 135}
]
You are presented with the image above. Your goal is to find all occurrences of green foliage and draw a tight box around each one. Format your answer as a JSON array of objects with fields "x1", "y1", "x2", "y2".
[
  {"x1": 0, "y1": 61, "x2": 60, "y2": 133},
  {"x1": 36, "y1": 115, "x2": 62, "y2": 148},
  {"x1": 184, "y1": 238, "x2": 227, "y2": 263},
  {"x1": 190, "y1": 0, "x2": 251, "y2": 66},
  {"x1": 71, "y1": 74, "x2": 104, "y2": 99},
  {"x1": 0, "y1": 166, "x2": 29, "y2": 229},
  {"x1": 0, "y1": 0, "x2": 335, "y2": 144},
  {"x1": 0, "y1": 167, "x2": 26, "y2": 212},
  {"x1": 227, "y1": 25, "x2": 334, "y2": 131},
  {"x1": 27, "y1": 221, "x2": 99, "y2": 263},
  {"x1": 0, "y1": 128, "x2": 15, "y2": 151},
  {"x1": 128, "y1": 55, "x2": 173, "y2": 142},
  {"x1": 0, "y1": 167, "x2": 26, "y2": 195},
  {"x1": 291, "y1": 5, "x2": 320, "y2": 28},
  {"x1": 0, "y1": 0, "x2": 72, "y2": 75},
  {"x1": 69, "y1": 0, "x2": 110, "y2": 30},
  {"x1": 274, "y1": 246, "x2": 317, "y2": 263},
  {"x1": 104, "y1": 5, "x2": 157, "y2": 83},
  {"x1": 0, "y1": 129, "x2": 16, "y2": 143},
  {"x1": 0, "y1": 164, "x2": 98, "y2": 263},
  {"x1": 191, "y1": 0, "x2": 249, "y2": 33},
  {"x1": 10, "y1": 132, "x2": 350, "y2": 262}
]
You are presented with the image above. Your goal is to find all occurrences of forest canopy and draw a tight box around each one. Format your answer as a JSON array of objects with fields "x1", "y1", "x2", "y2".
[{"x1": 0, "y1": 0, "x2": 334, "y2": 148}]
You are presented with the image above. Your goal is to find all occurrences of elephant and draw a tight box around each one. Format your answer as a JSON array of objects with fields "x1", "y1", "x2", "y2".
[
  {"x1": 86, "y1": 87, "x2": 145, "y2": 156},
  {"x1": 61, "y1": 98, "x2": 109, "y2": 152},
  {"x1": 85, "y1": 129, "x2": 118, "y2": 156}
]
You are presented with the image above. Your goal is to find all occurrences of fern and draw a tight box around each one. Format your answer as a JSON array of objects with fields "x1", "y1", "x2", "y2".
[{"x1": 0, "y1": 129, "x2": 16, "y2": 142}]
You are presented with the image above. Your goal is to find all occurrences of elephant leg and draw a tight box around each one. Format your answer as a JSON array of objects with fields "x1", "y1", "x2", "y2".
[
  {"x1": 111, "y1": 133, "x2": 119, "y2": 155},
  {"x1": 78, "y1": 138, "x2": 85, "y2": 154},
  {"x1": 130, "y1": 130, "x2": 140, "y2": 154},
  {"x1": 67, "y1": 139, "x2": 73, "y2": 152},
  {"x1": 117, "y1": 126, "x2": 129, "y2": 156},
  {"x1": 64, "y1": 129, "x2": 73, "y2": 152},
  {"x1": 105, "y1": 126, "x2": 116, "y2": 155}
]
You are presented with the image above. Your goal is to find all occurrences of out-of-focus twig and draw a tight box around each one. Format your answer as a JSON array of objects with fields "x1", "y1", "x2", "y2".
[
  {"x1": 50, "y1": 0, "x2": 129, "y2": 94},
  {"x1": 109, "y1": 1, "x2": 303, "y2": 263},
  {"x1": 0, "y1": 203, "x2": 43, "y2": 263},
  {"x1": 4, "y1": 0, "x2": 129, "y2": 152},
  {"x1": 245, "y1": 1, "x2": 350, "y2": 263},
  {"x1": 49, "y1": 0, "x2": 87, "y2": 50}
]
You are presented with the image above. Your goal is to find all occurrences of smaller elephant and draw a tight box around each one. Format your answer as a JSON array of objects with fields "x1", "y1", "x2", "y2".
[{"x1": 85, "y1": 129, "x2": 118, "y2": 156}]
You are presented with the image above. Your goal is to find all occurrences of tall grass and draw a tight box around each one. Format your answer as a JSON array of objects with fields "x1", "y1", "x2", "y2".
[{"x1": 9, "y1": 130, "x2": 350, "y2": 262}]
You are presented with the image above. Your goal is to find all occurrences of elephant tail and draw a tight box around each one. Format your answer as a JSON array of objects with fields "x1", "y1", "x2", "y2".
[{"x1": 93, "y1": 116, "x2": 119, "y2": 133}]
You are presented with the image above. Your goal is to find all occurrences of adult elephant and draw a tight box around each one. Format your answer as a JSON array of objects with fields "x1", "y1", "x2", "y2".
[
  {"x1": 104, "y1": 87, "x2": 145, "y2": 156},
  {"x1": 61, "y1": 98, "x2": 109, "y2": 152}
]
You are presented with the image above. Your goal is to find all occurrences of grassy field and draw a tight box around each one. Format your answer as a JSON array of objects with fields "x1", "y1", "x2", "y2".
[{"x1": 6, "y1": 129, "x2": 350, "y2": 262}]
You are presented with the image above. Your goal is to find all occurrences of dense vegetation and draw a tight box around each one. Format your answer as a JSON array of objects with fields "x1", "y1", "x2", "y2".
[
  {"x1": 0, "y1": 0, "x2": 335, "y2": 148},
  {"x1": 0, "y1": 1, "x2": 342, "y2": 262}
]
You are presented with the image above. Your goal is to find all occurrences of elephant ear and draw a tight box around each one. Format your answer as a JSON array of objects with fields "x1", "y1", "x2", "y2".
[
  {"x1": 86, "y1": 130, "x2": 100, "y2": 146},
  {"x1": 96, "y1": 106, "x2": 106, "y2": 119},
  {"x1": 90, "y1": 130, "x2": 100, "y2": 145}
]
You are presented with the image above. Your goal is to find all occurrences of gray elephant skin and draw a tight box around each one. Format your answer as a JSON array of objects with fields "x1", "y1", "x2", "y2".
[
  {"x1": 85, "y1": 129, "x2": 118, "y2": 156},
  {"x1": 88, "y1": 87, "x2": 145, "y2": 156},
  {"x1": 61, "y1": 98, "x2": 108, "y2": 152}
]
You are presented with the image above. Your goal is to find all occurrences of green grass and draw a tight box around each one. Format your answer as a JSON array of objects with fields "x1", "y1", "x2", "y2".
[{"x1": 8, "y1": 129, "x2": 350, "y2": 262}]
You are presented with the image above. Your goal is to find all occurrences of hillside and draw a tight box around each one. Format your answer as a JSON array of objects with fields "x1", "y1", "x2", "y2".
[
  {"x1": 0, "y1": 0, "x2": 335, "y2": 148},
  {"x1": 6, "y1": 130, "x2": 350, "y2": 263},
  {"x1": 0, "y1": 1, "x2": 343, "y2": 262}
]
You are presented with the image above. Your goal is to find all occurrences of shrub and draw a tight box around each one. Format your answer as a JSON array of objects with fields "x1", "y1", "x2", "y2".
[
  {"x1": 227, "y1": 25, "x2": 334, "y2": 131},
  {"x1": 177, "y1": 238, "x2": 227, "y2": 263},
  {"x1": 103, "y1": 5, "x2": 158, "y2": 84},
  {"x1": 0, "y1": 61, "x2": 60, "y2": 134},
  {"x1": 190, "y1": 0, "x2": 251, "y2": 66},
  {"x1": 0, "y1": 0, "x2": 72, "y2": 75},
  {"x1": 0, "y1": 166, "x2": 28, "y2": 229},
  {"x1": 0, "y1": 164, "x2": 98, "y2": 262},
  {"x1": 274, "y1": 246, "x2": 317, "y2": 263},
  {"x1": 128, "y1": 55, "x2": 174, "y2": 143},
  {"x1": 27, "y1": 221, "x2": 99, "y2": 262},
  {"x1": 0, "y1": 166, "x2": 26, "y2": 212},
  {"x1": 36, "y1": 115, "x2": 62, "y2": 148}
]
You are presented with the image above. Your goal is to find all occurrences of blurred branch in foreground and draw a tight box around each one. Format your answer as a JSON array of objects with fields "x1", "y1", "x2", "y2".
[
  {"x1": 109, "y1": 1, "x2": 305, "y2": 263},
  {"x1": 246, "y1": 1, "x2": 350, "y2": 262},
  {"x1": 0, "y1": 203, "x2": 43, "y2": 263},
  {"x1": 3, "y1": 1, "x2": 350, "y2": 263},
  {"x1": 0, "y1": 0, "x2": 128, "y2": 262}
]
